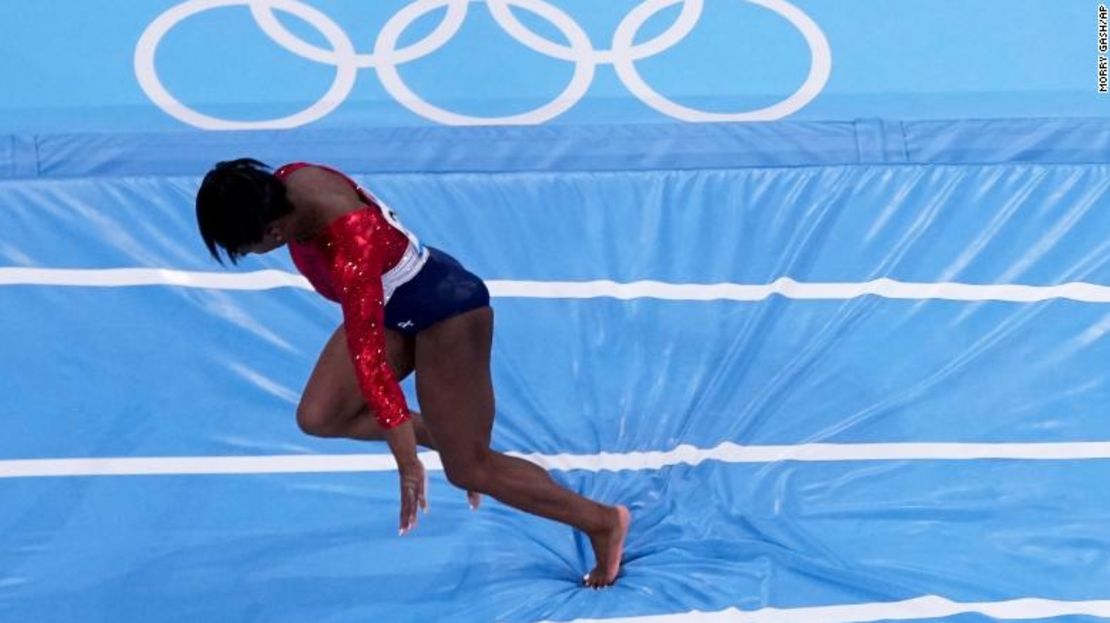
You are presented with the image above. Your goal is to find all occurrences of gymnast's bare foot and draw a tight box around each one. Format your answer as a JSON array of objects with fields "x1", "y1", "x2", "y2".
[{"x1": 584, "y1": 505, "x2": 631, "y2": 588}]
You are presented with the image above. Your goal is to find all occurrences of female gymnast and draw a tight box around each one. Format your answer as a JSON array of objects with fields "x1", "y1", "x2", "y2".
[{"x1": 195, "y1": 159, "x2": 630, "y2": 588}]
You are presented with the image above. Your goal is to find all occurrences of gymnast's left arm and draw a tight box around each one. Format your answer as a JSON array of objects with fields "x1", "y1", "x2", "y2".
[
  {"x1": 327, "y1": 223, "x2": 428, "y2": 534},
  {"x1": 293, "y1": 171, "x2": 428, "y2": 534}
]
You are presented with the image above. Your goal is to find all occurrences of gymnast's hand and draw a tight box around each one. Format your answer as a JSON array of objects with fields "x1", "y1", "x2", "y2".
[
  {"x1": 384, "y1": 420, "x2": 427, "y2": 535},
  {"x1": 397, "y1": 458, "x2": 427, "y2": 535}
]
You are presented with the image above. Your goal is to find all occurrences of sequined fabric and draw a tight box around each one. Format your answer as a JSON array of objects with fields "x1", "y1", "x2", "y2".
[
  {"x1": 281, "y1": 162, "x2": 409, "y2": 302},
  {"x1": 314, "y1": 208, "x2": 410, "y2": 429},
  {"x1": 288, "y1": 238, "x2": 340, "y2": 302},
  {"x1": 277, "y1": 162, "x2": 411, "y2": 430}
]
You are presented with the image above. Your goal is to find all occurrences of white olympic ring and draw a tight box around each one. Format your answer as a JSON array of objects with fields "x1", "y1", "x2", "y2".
[{"x1": 134, "y1": 0, "x2": 832, "y2": 129}]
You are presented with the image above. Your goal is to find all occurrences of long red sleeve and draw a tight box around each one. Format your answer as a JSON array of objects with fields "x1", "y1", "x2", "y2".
[{"x1": 317, "y1": 209, "x2": 410, "y2": 430}]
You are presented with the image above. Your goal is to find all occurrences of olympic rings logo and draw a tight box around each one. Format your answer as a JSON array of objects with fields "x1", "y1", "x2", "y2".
[{"x1": 134, "y1": 0, "x2": 832, "y2": 129}]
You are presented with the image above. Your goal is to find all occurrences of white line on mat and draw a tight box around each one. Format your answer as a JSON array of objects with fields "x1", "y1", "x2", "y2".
[
  {"x1": 4, "y1": 441, "x2": 1110, "y2": 478},
  {"x1": 536, "y1": 595, "x2": 1110, "y2": 623},
  {"x1": 1, "y1": 268, "x2": 1108, "y2": 303}
]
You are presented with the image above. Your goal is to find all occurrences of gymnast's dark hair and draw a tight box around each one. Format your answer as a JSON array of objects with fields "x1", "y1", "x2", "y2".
[{"x1": 195, "y1": 158, "x2": 294, "y2": 264}]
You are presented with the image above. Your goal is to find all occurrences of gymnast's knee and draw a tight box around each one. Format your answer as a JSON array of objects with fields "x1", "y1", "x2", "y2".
[
  {"x1": 442, "y1": 451, "x2": 493, "y2": 492},
  {"x1": 296, "y1": 402, "x2": 345, "y2": 438}
]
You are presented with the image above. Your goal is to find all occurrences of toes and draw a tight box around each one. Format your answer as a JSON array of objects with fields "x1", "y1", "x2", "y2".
[{"x1": 582, "y1": 570, "x2": 614, "y2": 589}]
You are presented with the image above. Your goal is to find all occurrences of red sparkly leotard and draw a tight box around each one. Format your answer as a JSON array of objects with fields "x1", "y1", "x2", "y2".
[{"x1": 276, "y1": 162, "x2": 428, "y2": 430}]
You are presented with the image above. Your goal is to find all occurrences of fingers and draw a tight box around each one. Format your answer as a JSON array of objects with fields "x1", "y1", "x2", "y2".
[
  {"x1": 399, "y1": 472, "x2": 428, "y2": 536},
  {"x1": 467, "y1": 490, "x2": 481, "y2": 511},
  {"x1": 399, "y1": 483, "x2": 415, "y2": 536},
  {"x1": 420, "y1": 473, "x2": 429, "y2": 513}
]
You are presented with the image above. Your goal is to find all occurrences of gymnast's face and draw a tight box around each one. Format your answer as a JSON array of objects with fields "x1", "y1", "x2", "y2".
[{"x1": 243, "y1": 221, "x2": 289, "y2": 256}]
